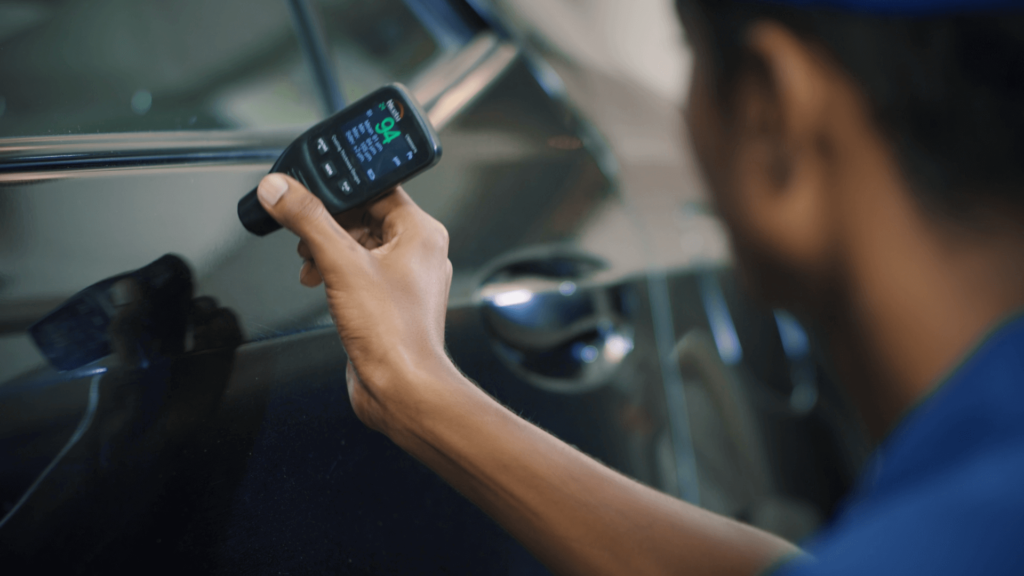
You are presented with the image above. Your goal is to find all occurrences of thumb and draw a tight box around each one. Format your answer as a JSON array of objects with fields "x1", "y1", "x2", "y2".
[{"x1": 256, "y1": 173, "x2": 364, "y2": 263}]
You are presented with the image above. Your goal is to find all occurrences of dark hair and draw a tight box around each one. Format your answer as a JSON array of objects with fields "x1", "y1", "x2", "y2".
[{"x1": 677, "y1": 1, "x2": 1024, "y2": 215}]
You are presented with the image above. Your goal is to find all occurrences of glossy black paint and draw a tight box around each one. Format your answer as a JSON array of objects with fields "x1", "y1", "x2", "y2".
[{"x1": 0, "y1": 269, "x2": 671, "y2": 575}]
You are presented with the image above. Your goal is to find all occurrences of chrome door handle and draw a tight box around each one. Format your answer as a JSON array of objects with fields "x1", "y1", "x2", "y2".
[{"x1": 476, "y1": 250, "x2": 634, "y2": 394}]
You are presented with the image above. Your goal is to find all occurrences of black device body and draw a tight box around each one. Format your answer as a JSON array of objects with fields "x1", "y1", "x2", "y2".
[{"x1": 238, "y1": 83, "x2": 442, "y2": 236}]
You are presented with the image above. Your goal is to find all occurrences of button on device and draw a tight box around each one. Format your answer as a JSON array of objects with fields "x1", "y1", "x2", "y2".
[
  {"x1": 339, "y1": 180, "x2": 353, "y2": 195},
  {"x1": 322, "y1": 161, "x2": 337, "y2": 178},
  {"x1": 316, "y1": 138, "x2": 329, "y2": 155}
]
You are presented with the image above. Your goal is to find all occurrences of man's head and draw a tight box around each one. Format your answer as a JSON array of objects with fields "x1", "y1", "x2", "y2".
[
  {"x1": 675, "y1": 1, "x2": 1024, "y2": 433},
  {"x1": 675, "y1": 1, "x2": 1024, "y2": 314}
]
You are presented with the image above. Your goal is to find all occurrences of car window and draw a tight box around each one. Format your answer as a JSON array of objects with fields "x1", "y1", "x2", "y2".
[
  {"x1": 0, "y1": 0, "x2": 323, "y2": 137},
  {"x1": 0, "y1": 0, "x2": 456, "y2": 139},
  {"x1": 315, "y1": 0, "x2": 441, "y2": 100}
]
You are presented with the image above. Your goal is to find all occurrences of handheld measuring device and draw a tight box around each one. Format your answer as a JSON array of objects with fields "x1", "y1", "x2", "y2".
[{"x1": 238, "y1": 83, "x2": 442, "y2": 236}]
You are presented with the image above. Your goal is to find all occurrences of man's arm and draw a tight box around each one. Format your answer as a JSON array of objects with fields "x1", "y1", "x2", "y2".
[
  {"x1": 387, "y1": 362, "x2": 799, "y2": 576},
  {"x1": 255, "y1": 173, "x2": 800, "y2": 576}
]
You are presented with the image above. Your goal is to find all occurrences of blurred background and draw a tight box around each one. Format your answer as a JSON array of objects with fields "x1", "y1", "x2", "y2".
[{"x1": 0, "y1": 1, "x2": 867, "y2": 573}]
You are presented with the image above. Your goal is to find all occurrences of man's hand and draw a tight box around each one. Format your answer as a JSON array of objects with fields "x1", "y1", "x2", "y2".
[
  {"x1": 256, "y1": 173, "x2": 455, "y2": 434},
  {"x1": 254, "y1": 173, "x2": 798, "y2": 576}
]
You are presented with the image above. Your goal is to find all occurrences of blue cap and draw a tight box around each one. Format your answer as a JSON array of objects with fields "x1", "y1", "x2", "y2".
[{"x1": 755, "y1": 0, "x2": 1024, "y2": 15}]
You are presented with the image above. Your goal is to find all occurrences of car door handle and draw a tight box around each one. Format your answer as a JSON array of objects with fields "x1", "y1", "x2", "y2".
[{"x1": 476, "y1": 250, "x2": 634, "y2": 394}]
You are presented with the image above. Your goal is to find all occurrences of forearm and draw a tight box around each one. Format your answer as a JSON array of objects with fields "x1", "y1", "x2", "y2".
[{"x1": 387, "y1": 366, "x2": 800, "y2": 576}]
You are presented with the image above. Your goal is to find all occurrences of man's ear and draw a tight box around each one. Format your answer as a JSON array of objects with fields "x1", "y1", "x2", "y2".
[{"x1": 726, "y1": 20, "x2": 838, "y2": 276}]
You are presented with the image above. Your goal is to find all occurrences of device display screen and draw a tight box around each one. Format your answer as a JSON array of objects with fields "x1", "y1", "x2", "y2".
[
  {"x1": 306, "y1": 85, "x2": 438, "y2": 204},
  {"x1": 338, "y1": 98, "x2": 418, "y2": 184}
]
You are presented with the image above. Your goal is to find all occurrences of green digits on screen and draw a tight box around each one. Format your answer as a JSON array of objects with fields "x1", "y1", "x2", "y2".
[{"x1": 375, "y1": 117, "x2": 401, "y2": 145}]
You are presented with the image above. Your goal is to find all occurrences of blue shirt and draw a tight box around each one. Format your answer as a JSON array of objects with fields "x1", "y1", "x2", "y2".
[{"x1": 776, "y1": 315, "x2": 1024, "y2": 575}]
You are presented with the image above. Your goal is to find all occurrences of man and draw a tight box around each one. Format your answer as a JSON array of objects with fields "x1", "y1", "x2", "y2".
[{"x1": 252, "y1": 0, "x2": 1024, "y2": 573}]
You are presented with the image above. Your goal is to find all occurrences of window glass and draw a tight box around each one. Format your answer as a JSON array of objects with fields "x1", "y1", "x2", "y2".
[
  {"x1": 316, "y1": 0, "x2": 441, "y2": 101},
  {"x1": 0, "y1": 0, "x2": 323, "y2": 137}
]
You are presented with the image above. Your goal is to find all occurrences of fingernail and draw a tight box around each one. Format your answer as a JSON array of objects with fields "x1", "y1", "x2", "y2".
[{"x1": 258, "y1": 173, "x2": 289, "y2": 206}]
